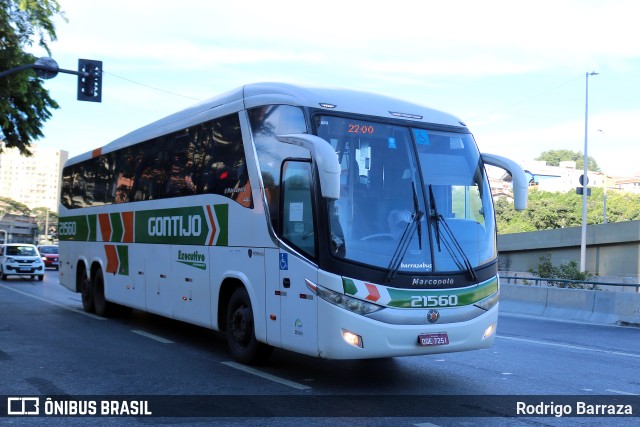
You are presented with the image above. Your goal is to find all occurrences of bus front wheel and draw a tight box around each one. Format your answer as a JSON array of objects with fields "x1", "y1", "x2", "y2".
[
  {"x1": 226, "y1": 287, "x2": 272, "y2": 364},
  {"x1": 80, "y1": 269, "x2": 95, "y2": 313}
]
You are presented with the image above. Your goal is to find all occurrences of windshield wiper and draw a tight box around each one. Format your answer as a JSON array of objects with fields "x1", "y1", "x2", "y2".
[
  {"x1": 428, "y1": 185, "x2": 478, "y2": 282},
  {"x1": 385, "y1": 182, "x2": 424, "y2": 283},
  {"x1": 412, "y1": 182, "x2": 423, "y2": 251}
]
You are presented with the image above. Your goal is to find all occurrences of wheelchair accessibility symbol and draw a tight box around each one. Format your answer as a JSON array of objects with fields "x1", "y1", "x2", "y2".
[{"x1": 279, "y1": 253, "x2": 288, "y2": 270}]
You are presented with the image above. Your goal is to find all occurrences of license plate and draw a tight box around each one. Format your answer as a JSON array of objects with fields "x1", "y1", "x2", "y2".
[
  {"x1": 418, "y1": 333, "x2": 449, "y2": 346},
  {"x1": 18, "y1": 268, "x2": 30, "y2": 272}
]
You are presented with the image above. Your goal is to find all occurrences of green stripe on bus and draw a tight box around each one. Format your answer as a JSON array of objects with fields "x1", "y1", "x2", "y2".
[
  {"x1": 341, "y1": 276, "x2": 498, "y2": 308},
  {"x1": 58, "y1": 215, "x2": 90, "y2": 241},
  {"x1": 60, "y1": 204, "x2": 228, "y2": 246},
  {"x1": 116, "y1": 245, "x2": 129, "y2": 275},
  {"x1": 214, "y1": 204, "x2": 228, "y2": 246},
  {"x1": 134, "y1": 206, "x2": 210, "y2": 245},
  {"x1": 88, "y1": 214, "x2": 97, "y2": 242},
  {"x1": 343, "y1": 278, "x2": 358, "y2": 296},
  {"x1": 110, "y1": 212, "x2": 123, "y2": 242},
  {"x1": 386, "y1": 277, "x2": 498, "y2": 308}
]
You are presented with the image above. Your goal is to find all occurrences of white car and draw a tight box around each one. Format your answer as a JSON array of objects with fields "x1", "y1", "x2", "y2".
[{"x1": 0, "y1": 243, "x2": 45, "y2": 281}]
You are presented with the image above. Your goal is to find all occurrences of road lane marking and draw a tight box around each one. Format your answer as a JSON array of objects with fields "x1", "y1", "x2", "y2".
[
  {"x1": 497, "y1": 335, "x2": 640, "y2": 359},
  {"x1": 222, "y1": 361, "x2": 311, "y2": 390},
  {"x1": 606, "y1": 389, "x2": 639, "y2": 396},
  {"x1": 131, "y1": 329, "x2": 174, "y2": 344},
  {"x1": 0, "y1": 284, "x2": 106, "y2": 320}
]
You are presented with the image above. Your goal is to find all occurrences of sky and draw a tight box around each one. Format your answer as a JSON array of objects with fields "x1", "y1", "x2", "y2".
[{"x1": 27, "y1": 0, "x2": 640, "y2": 176}]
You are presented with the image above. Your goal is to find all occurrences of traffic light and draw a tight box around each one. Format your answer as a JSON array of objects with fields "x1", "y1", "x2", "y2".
[{"x1": 77, "y1": 59, "x2": 102, "y2": 102}]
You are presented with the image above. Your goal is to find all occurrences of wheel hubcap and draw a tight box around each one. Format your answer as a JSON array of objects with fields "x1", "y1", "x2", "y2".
[{"x1": 231, "y1": 306, "x2": 250, "y2": 346}]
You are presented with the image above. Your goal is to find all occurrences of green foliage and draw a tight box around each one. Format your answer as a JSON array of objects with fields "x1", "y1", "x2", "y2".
[
  {"x1": 31, "y1": 206, "x2": 57, "y2": 236},
  {"x1": 496, "y1": 187, "x2": 640, "y2": 234},
  {"x1": 535, "y1": 149, "x2": 600, "y2": 172},
  {"x1": 528, "y1": 253, "x2": 597, "y2": 289},
  {"x1": 0, "y1": 0, "x2": 65, "y2": 155},
  {"x1": 0, "y1": 196, "x2": 31, "y2": 215}
]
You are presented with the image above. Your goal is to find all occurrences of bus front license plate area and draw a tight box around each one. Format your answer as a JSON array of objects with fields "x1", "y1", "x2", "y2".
[{"x1": 418, "y1": 333, "x2": 449, "y2": 346}]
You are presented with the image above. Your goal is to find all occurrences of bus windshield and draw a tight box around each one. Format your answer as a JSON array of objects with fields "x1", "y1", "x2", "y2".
[{"x1": 315, "y1": 115, "x2": 496, "y2": 275}]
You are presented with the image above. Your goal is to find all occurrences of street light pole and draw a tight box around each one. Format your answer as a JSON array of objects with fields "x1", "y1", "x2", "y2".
[
  {"x1": 597, "y1": 129, "x2": 607, "y2": 224},
  {"x1": 580, "y1": 71, "x2": 598, "y2": 272}
]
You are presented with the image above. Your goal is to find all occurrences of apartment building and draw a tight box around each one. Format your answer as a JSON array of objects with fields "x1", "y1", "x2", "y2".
[{"x1": 0, "y1": 144, "x2": 69, "y2": 213}]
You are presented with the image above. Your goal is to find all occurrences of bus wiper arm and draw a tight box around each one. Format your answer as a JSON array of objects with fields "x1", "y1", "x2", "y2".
[
  {"x1": 412, "y1": 182, "x2": 423, "y2": 251},
  {"x1": 428, "y1": 185, "x2": 478, "y2": 282},
  {"x1": 385, "y1": 184, "x2": 424, "y2": 283},
  {"x1": 428, "y1": 185, "x2": 442, "y2": 251}
]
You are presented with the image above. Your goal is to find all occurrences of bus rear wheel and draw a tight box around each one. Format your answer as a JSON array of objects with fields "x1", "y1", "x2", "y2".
[
  {"x1": 226, "y1": 287, "x2": 272, "y2": 364},
  {"x1": 93, "y1": 269, "x2": 114, "y2": 317}
]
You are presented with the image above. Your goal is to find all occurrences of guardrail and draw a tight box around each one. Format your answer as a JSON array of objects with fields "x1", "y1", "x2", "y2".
[{"x1": 501, "y1": 275, "x2": 640, "y2": 293}]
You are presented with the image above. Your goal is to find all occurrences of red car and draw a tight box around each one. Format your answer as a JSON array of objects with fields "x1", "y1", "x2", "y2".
[{"x1": 37, "y1": 245, "x2": 59, "y2": 270}]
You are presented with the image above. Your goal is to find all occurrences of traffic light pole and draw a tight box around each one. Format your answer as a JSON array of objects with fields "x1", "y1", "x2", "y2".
[
  {"x1": 0, "y1": 63, "x2": 43, "y2": 78},
  {"x1": 0, "y1": 57, "x2": 102, "y2": 102},
  {"x1": 0, "y1": 62, "x2": 87, "y2": 79}
]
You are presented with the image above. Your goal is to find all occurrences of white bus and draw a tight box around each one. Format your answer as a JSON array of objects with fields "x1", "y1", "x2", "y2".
[{"x1": 58, "y1": 83, "x2": 527, "y2": 363}]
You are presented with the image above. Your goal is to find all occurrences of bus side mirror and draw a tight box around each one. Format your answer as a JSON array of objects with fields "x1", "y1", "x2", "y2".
[
  {"x1": 277, "y1": 134, "x2": 341, "y2": 199},
  {"x1": 481, "y1": 153, "x2": 528, "y2": 211}
]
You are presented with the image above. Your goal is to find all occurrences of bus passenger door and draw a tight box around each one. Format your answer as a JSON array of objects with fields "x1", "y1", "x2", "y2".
[{"x1": 278, "y1": 160, "x2": 319, "y2": 356}]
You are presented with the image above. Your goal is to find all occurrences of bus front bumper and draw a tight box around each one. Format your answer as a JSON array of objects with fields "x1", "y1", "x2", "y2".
[{"x1": 317, "y1": 299, "x2": 499, "y2": 359}]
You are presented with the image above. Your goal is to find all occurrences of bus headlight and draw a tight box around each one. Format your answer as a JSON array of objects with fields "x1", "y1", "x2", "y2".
[{"x1": 307, "y1": 280, "x2": 383, "y2": 316}]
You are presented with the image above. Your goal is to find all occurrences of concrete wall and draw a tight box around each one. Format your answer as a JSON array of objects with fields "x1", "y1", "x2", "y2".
[
  {"x1": 500, "y1": 283, "x2": 640, "y2": 326},
  {"x1": 498, "y1": 220, "x2": 640, "y2": 284}
]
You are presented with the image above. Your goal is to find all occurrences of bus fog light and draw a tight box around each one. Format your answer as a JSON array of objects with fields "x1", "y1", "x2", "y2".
[
  {"x1": 482, "y1": 323, "x2": 496, "y2": 340},
  {"x1": 341, "y1": 329, "x2": 363, "y2": 348}
]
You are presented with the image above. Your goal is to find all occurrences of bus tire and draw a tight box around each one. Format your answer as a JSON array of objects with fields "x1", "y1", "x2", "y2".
[
  {"x1": 80, "y1": 269, "x2": 95, "y2": 313},
  {"x1": 226, "y1": 287, "x2": 272, "y2": 364},
  {"x1": 93, "y1": 269, "x2": 113, "y2": 317}
]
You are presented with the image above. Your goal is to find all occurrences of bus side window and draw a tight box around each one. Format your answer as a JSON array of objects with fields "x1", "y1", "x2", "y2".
[{"x1": 281, "y1": 161, "x2": 315, "y2": 258}]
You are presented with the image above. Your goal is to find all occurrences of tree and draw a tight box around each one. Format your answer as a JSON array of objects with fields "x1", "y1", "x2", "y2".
[
  {"x1": 32, "y1": 206, "x2": 58, "y2": 240},
  {"x1": 495, "y1": 187, "x2": 640, "y2": 234},
  {"x1": 528, "y1": 253, "x2": 596, "y2": 289},
  {"x1": 0, "y1": 0, "x2": 65, "y2": 155},
  {"x1": 535, "y1": 149, "x2": 600, "y2": 172},
  {"x1": 0, "y1": 196, "x2": 31, "y2": 216}
]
